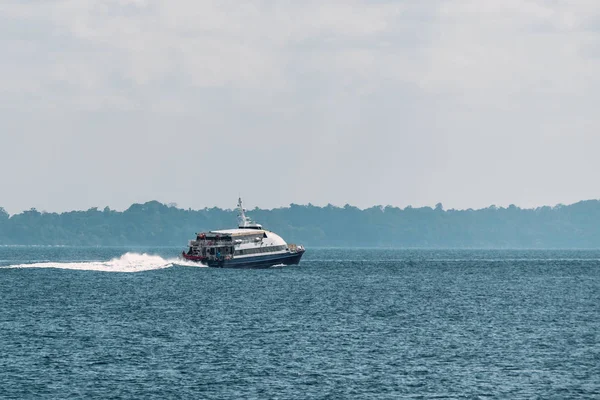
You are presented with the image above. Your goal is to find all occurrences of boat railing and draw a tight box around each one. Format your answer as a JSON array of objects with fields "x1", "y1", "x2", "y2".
[
  {"x1": 191, "y1": 237, "x2": 264, "y2": 246},
  {"x1": 191, "y1": 239, "x2": 234, "y2": 246}
]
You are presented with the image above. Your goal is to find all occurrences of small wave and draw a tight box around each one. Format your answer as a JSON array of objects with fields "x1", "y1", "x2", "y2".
[
  {"x1": 309, "y1": 258, "x2": 600, "y2": 263},
  {"x1": 3, "y1": 252, "x2": 205, "y2": 273},
  {"x1": 0, "y1": 245, "x2": 68, "y2": 248}
]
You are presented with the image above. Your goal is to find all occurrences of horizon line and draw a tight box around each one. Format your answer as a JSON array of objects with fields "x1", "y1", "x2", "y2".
[{"x1": 3, "y1": 198, "x2": 600, "y2": 217}]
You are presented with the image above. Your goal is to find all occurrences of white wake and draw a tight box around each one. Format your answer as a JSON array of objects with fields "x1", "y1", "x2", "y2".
[{"x1": 5, "y1": 252, "x2": 204, "y2": 273}]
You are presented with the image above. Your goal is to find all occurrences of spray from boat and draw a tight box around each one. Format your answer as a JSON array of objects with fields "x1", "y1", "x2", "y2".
[{"x1": 4, "y1": 252, "x2": 203, "y2": 273}]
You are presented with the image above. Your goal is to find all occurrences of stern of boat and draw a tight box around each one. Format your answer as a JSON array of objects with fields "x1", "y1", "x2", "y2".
[{"x1": 181, "y1": 251, "x2": 206, "y2": 263}]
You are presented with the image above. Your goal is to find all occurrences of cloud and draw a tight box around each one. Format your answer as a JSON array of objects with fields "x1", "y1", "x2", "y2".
[
  {"x1": 1, "y1": 1, "x2": 600, "y2": 214},
  {"x1": 2, "y1": 0, "x2": 598, "y2": 111},
  {"x1": 0, "y1": 1, "x2": 427, "y2": 109}
]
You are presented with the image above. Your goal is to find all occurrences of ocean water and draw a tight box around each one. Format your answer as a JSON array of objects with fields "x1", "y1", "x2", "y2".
[{"x1": 1, "y1": 247, "x2": 599, "y2": 399}]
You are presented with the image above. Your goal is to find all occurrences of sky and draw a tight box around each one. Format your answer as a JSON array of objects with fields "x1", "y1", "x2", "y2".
[{"x1": 1, "y1": 0, "x2": 599, "y2": 215}]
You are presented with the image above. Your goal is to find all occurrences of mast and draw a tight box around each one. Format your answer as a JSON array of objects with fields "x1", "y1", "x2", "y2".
[
  {"x1": 237, "y1": 197, "x2": 262, "y2": 229},
  {"x1": 237, "y1": 197, "x2": 250, "y2": 228}
]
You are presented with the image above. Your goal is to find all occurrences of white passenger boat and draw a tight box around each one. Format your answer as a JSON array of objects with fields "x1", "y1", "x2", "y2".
[{"x1": 182, "y1": 198, "x2": 305, "y2": 268}]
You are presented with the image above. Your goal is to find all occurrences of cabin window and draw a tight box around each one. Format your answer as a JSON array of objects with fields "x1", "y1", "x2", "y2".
[{"x1": 234, "y1": 245, "x2": 287, "y2": 256}]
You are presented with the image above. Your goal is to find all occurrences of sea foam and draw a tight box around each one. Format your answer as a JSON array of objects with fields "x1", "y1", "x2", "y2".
[{"x1": 4, "y1": 252, "x2": 203, "y2": 272}]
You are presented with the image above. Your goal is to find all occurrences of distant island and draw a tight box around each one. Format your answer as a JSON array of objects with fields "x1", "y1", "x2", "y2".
[{"x1": 1, "y1": 200, "x2": 600, "y2": 248}]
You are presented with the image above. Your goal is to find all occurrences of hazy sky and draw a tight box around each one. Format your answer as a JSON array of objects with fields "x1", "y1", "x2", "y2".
[{"x1": 1, "y1": 0, "x2": 599, "y2": 214}]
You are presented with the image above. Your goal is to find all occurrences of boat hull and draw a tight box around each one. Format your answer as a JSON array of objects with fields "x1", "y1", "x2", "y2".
[{"x1": 182, "y1": 250, "x2": 305, "y2": 268}]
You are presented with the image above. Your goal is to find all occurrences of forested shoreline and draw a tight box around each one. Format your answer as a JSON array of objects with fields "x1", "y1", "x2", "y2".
[{"x1": 1, "y1": 200, "x2": 600, "y2": 248}]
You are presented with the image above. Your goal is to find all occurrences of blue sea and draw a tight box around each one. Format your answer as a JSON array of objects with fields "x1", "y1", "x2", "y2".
[{"x1": 1, "y1": 247, "x2": 599, "y2": 399}]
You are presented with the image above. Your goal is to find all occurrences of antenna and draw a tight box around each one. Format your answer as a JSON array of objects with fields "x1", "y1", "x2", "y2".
[
  {"x1": 237, "y1": 197, "x2": 262, "y2": 229},
  {"x1": 237, "y1": 197, "x2": 250, "y2": 228}
]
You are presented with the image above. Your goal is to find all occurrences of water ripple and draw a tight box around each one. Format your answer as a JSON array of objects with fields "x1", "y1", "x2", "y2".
[{"x1": 0, "y1": 248, "x2": 599, "y2": 399}]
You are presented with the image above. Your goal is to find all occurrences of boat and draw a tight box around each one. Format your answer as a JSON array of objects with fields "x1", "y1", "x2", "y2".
[{"x1": 181, "y1": 198, "x2": 305, "y2": 268}]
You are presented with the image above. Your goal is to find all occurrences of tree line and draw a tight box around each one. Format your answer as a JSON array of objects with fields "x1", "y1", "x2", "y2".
[{"x1": 1, "y1": 200, "x2": 600, "y2": 248}]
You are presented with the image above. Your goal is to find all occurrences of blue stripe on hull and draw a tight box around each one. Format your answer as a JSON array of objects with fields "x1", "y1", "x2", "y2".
[{"x1": 206, "y1": 251, "x2": 304, "y2": 268}]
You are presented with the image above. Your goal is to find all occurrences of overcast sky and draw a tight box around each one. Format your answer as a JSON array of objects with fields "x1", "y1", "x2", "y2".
[{"x1": 1, "y1": 0, "x2": 599, "y2": 214}]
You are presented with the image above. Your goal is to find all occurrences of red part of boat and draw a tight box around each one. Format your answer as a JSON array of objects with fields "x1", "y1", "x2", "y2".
[{"x1": 181, "y1": 252, "x2": 206, "y2": 262}]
